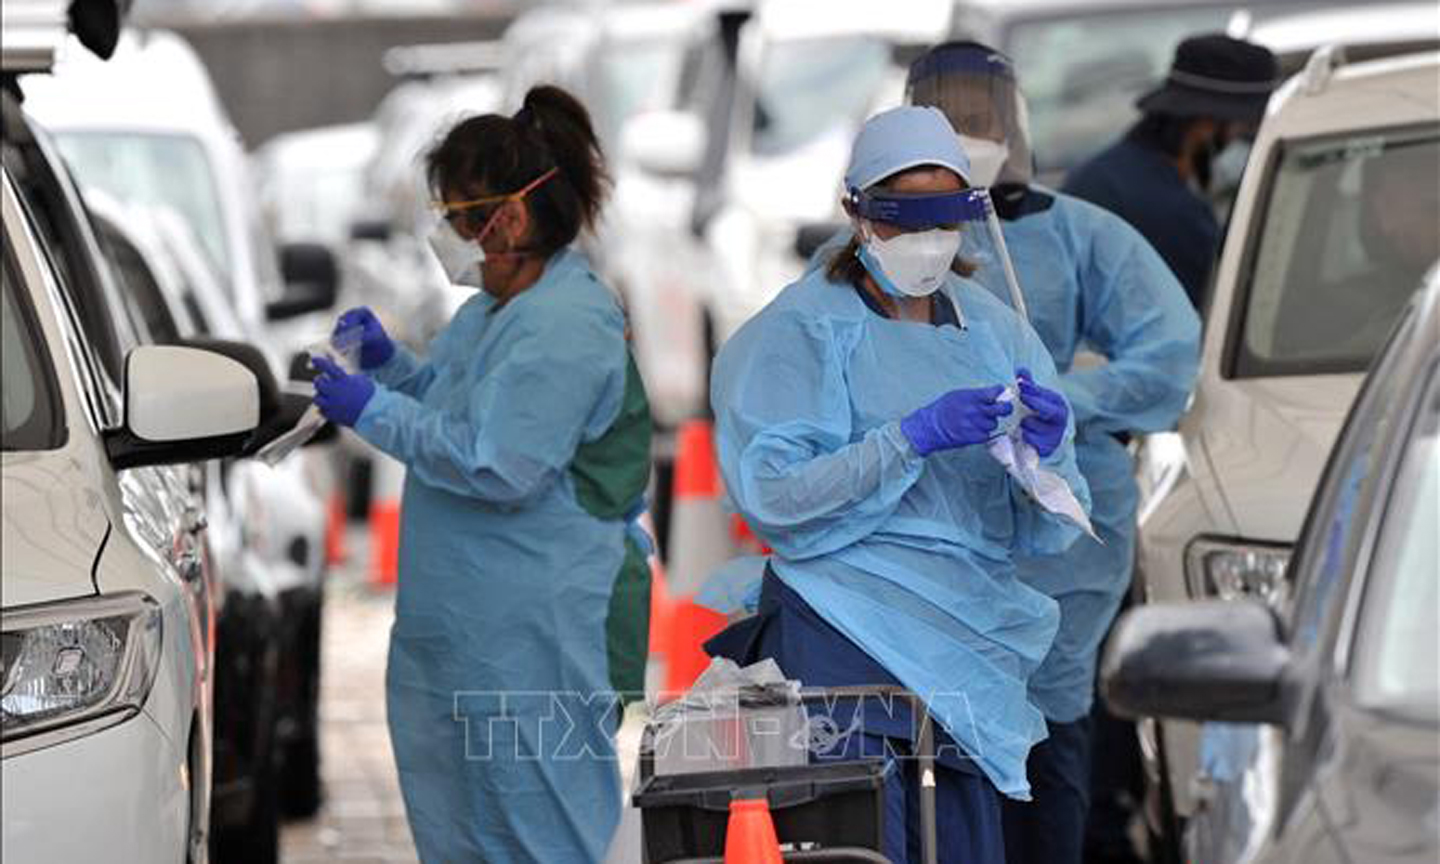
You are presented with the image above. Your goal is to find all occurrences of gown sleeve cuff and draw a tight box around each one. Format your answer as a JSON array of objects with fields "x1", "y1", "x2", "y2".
[
  {"x1": 882, "y1": 420, "x2": 926, "y2": 472},
  {"x1": 352, "y1": 386, "x2": 407, "y2": 459},
  {"x1": 371, "y1": 344, "x2": 423, "y2": 389}
]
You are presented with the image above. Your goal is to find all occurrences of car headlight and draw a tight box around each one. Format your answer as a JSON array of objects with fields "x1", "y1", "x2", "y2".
[
  {"x1": 1185, "y1": 537, "x2": 1291, "y2": 605},
  {"x1": 2, "y1": 593, "x2": 162, "y2": 745}
]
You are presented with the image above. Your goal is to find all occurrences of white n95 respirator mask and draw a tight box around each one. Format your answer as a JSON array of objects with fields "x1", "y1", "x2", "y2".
[
  {"x1": 958, "y1": 135, "x2": 1010, "y2": 188},
  {"x1": 427, "y1": 217, "x2": 486, "y2": 288},
  {"x1": 858, "y1": 224, "x2": 962, "y2": 298}
]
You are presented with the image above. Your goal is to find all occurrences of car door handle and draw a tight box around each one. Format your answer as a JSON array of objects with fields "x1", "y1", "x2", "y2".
[
  {"x1": 183, "y1": 508, "x2": 208, "y2": 535},
  {"x1": 1189, "y1": 771, "x2": 1218, "y2": 807}
]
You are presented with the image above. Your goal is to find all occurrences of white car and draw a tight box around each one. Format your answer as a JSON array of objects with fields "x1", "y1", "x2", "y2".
[
  {"x1": 351, "y1": 70, "x2": 503, "y2": 345},
  {"x1": 1, "y1": 163, "x2": 234, "y2": 864},
  {"x1": 1131, "y1": 47, "x2": 1440, "y2": 850},
  {"x1": 253, "y1": 121, "x2": 379, "y2": 248},
  {"x1": 944, "y1": 0, "x2": 1353, "y2": 184},
  {"x1": 19, "y1": 28, "x2": 338, "y2": 853},
  {"x1": 580, "y1": 2, "x2": 724, "y2": 432},
  {"x1": 1237, "y1": 1, "x2": 1440, "y2": 71},
  {"x1": 1, "y1": 10, "x2": 282, "y2": 860}
]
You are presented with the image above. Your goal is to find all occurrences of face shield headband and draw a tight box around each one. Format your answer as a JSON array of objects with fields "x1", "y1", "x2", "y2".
[
  {"x1": 847, "y1": 186, "x2": 990, "y2": 232},
  {"x1": 907, "y1": 42, "x2": 1017, "y2": 87}
]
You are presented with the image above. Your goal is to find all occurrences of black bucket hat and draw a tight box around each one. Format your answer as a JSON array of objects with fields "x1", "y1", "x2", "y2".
[{"x1": 1137, "y1": 34, "x2": 1280, "y2": 124}]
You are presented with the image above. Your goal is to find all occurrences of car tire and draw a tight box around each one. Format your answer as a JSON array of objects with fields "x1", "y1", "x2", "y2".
[
  {"x1": 213, "y1": 746, "x2": 279, "y2": 864},
  {"x1": 280, "y1": 596, "x2": 324, "y2": 819},
  {"x1": 280, "y1": 732, "x2": 323, "y2": 819}
]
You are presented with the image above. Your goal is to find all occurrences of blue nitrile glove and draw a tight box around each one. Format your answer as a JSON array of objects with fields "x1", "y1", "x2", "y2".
[
  {"x1": 1016, "y1": 367, "x2": 1069, "y2": 458},
  {"x1": 334, "y1": 306, "x2": 394, "y2": 370},
  {"x1": 312, "y1": 356, "x2": 375, "y2": 428},
  {"x1": 900, "y1": 384, "x2": 1012, "y2": 457}
]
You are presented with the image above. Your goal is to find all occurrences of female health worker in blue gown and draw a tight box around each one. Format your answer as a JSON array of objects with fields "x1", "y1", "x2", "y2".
[
  {"x1": 901, "y1": 43, "x2": 1202, "y2": 864},
  {"x1": 708, "y1": 105, "x2": 1091, "y2": 864},
  {"x1": 309, "y1": 86, "x2": 653, "y2": 863}
]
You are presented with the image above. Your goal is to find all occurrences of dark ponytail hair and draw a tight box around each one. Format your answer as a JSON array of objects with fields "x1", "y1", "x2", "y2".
[{"x1": 426, "y1": 85, "x2": 611, "y2": 257}]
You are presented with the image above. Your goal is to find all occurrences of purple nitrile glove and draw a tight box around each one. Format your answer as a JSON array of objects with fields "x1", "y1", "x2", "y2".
[
  {"x1": 900, "y1": 384, "x2": 1013, "y2": 457},
  {"x1": 312, "y1": 356, "x2": 375, "y2": 428},
  {"x1": 334, "y1": 306, "x2": 395, "y2": 370},
  {"x1": 1015, "y1": 367, "x2": 1068, "y2": 458}
]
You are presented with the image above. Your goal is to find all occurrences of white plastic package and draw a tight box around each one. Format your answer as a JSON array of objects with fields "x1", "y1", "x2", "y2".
[
  {"x1": 988, "y1": 385, "x2": 1099, "y2": 540},
  {"x1": 254, "y1": 326, "x2": 363, "y2": 466},
  {"x1": 647, "y1": 658, "x2": 809, "y2": 777}
]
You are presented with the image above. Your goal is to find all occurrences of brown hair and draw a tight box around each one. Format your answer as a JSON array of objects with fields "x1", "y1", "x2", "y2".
[{"x1": 426, "y1": 85, "x2": 611, "y2": 257}]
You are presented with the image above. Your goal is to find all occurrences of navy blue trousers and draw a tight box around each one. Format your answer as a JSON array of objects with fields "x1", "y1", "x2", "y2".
[
  {"x1": 1000, "y1": 717, "x2": 1093, "y2": 864},
  {"x1": 706, "y1": 571, "x2": 1006, "y2": 864},
  {"x1": 817, "y1": 730, "x2": 1004, "y2": 864}
]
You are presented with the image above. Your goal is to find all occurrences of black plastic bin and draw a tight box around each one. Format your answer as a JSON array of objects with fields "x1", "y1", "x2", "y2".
[{"x1": 634, "y1": 758, "x2": 894, "y2": 863}]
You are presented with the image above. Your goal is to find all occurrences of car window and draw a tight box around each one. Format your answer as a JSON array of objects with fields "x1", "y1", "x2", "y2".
[
  {"x1": 1285, "y1": 307, "x2": 1416, "y2": 654},
  {"x1": 1352, "y1": 362, "x2": 1439, "y2": 716},
  {"x1": 55, "y1": 132, "x2": 232, "y2": 286},
  {"x1": 1004, "y1": 4, "x2": 1234, "y2": 175},
  {"x1": 594, "y1": 38, "x2": 687, "y2": 149},
  {"x1": 1234, "y1": 126, "x2": 1439, "y2": 376},
  {"x1": 183, "y1": 291, "x2": 212, "y2": 336},
  {"x1": 750, "y1": 36, "x2": 890, "y2": 158},
  {"x1": 2, "y1": 133, "x2": 136, "y2": 400},
  {"x1": 1, "y1": 238, "x2": 65, "y2": 452},
  {"x1": 94, "y1": 220, "x2": 182, "y2": 344}
]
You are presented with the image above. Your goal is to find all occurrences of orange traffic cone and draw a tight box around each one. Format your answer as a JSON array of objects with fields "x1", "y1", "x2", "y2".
[
  {"x1": 660, "y1": 420, "x2": 736, "y2": 697},
  {"x1": 730, "y1": 513, "x2": 771, "y2": 557},
  {"x1": 368, "y1": 454, "x2": 404, "y2": 587},
  {"x1": 725, "y1": 797, "x2": 783, "y2": 864},
  {"x1": 324, "y1": 492, "x2": 349, "y2": 566}
]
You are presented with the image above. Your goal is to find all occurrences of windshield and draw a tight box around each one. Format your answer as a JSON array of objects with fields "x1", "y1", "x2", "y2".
[
  {"x1": 1004, "y1": 5, "x2": 1236, "y2": 175},
  {"x1": 54, "y1": 133, "x2": 231, "y2": 281},
  {"x1": 751, "y1": 36, "x2": 891, "y2": 158},
  {"x1": 1235, "y1": 127, "x2": 1439, "y2": 376},
  {"x1": 2, "y1": 240, "x2": 64, "y2": 452},
  {"x1": 594, "y1": 39, "x2": 687, "y2": 150},
  {"x1": 1003, "y1": 1, "x2": 1340, "y2": 176},
  {"x1": 1353, "y1": 365, "x2": 1439, "y2": 716}
]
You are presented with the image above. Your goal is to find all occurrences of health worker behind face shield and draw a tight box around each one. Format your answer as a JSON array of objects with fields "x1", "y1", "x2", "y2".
[
  {"x1": 308, "y1": 86, "x2": 653, "y2": 864},
  {"x1": 900, "y1": 42, "x2": 1201, "y2": 864},
  {"x1": 707, "y1": 105, "x2": 1091, "y2": 864}
]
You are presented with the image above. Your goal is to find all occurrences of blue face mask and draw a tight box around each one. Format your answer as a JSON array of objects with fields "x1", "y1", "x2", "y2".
[{"x1": 1210, "y1": 138, "x2": 1252, "y2": 194}]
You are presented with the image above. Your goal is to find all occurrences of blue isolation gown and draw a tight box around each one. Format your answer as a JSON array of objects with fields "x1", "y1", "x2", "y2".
[
  {"x1": 353, "y1": 249, "x2": 652, "y2": 863},
  {"x1": 711, "y1": 263, "x2": 1090, "y2": 799},
  {"x1": 998, "y1": 188, "x2": 1199, "y2": 722},
  {"x1": 808, "y1": 192, "x2": 1200, "y2": 724}
]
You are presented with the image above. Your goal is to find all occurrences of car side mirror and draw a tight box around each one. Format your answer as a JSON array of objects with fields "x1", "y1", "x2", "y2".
[
  {"x1": 106, "y1": 345, "x2": 261, "y2": 469},
  {"x1": 349, "y1": 218, "x2": 393, "y2": 243},
  {"x1": 795, "y1": 222, "x2": 845, "y2": 262},
  {"x1": 620, "y1": 110, "x2": 706, "y2": 179},
  {"x1": 268, "y1": 242, "x2": 338, "y2": 320},
  {"x1": 1101, "y1": 600, "x2": 1292, "y2": 726}
]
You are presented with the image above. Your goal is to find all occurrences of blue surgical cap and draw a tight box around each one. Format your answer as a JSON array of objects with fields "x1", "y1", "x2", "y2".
[{"x1": 844, "y1": 105, "x2": 972, "y2": 192}]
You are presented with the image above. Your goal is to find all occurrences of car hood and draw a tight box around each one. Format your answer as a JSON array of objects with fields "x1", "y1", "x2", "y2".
[
  {"x1": 1198, "y1": 373, "x2": 1363, "y2": 540},
  {"x1": 1, "y1": 452, "x2": 109, "y2": 606}
]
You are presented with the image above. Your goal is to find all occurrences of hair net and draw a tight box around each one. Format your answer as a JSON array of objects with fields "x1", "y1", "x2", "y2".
[{"x1": 844, "y1": 105, "x2": 972, "y2": 192}]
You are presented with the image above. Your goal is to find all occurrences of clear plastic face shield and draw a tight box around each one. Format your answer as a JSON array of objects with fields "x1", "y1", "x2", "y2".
[
  {"x1": 906, "y1": 44, "x2": 1034, "y2": 189},
  {"x1": 848, "y1": 184, "x2": 1029, "y2": 320}
]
